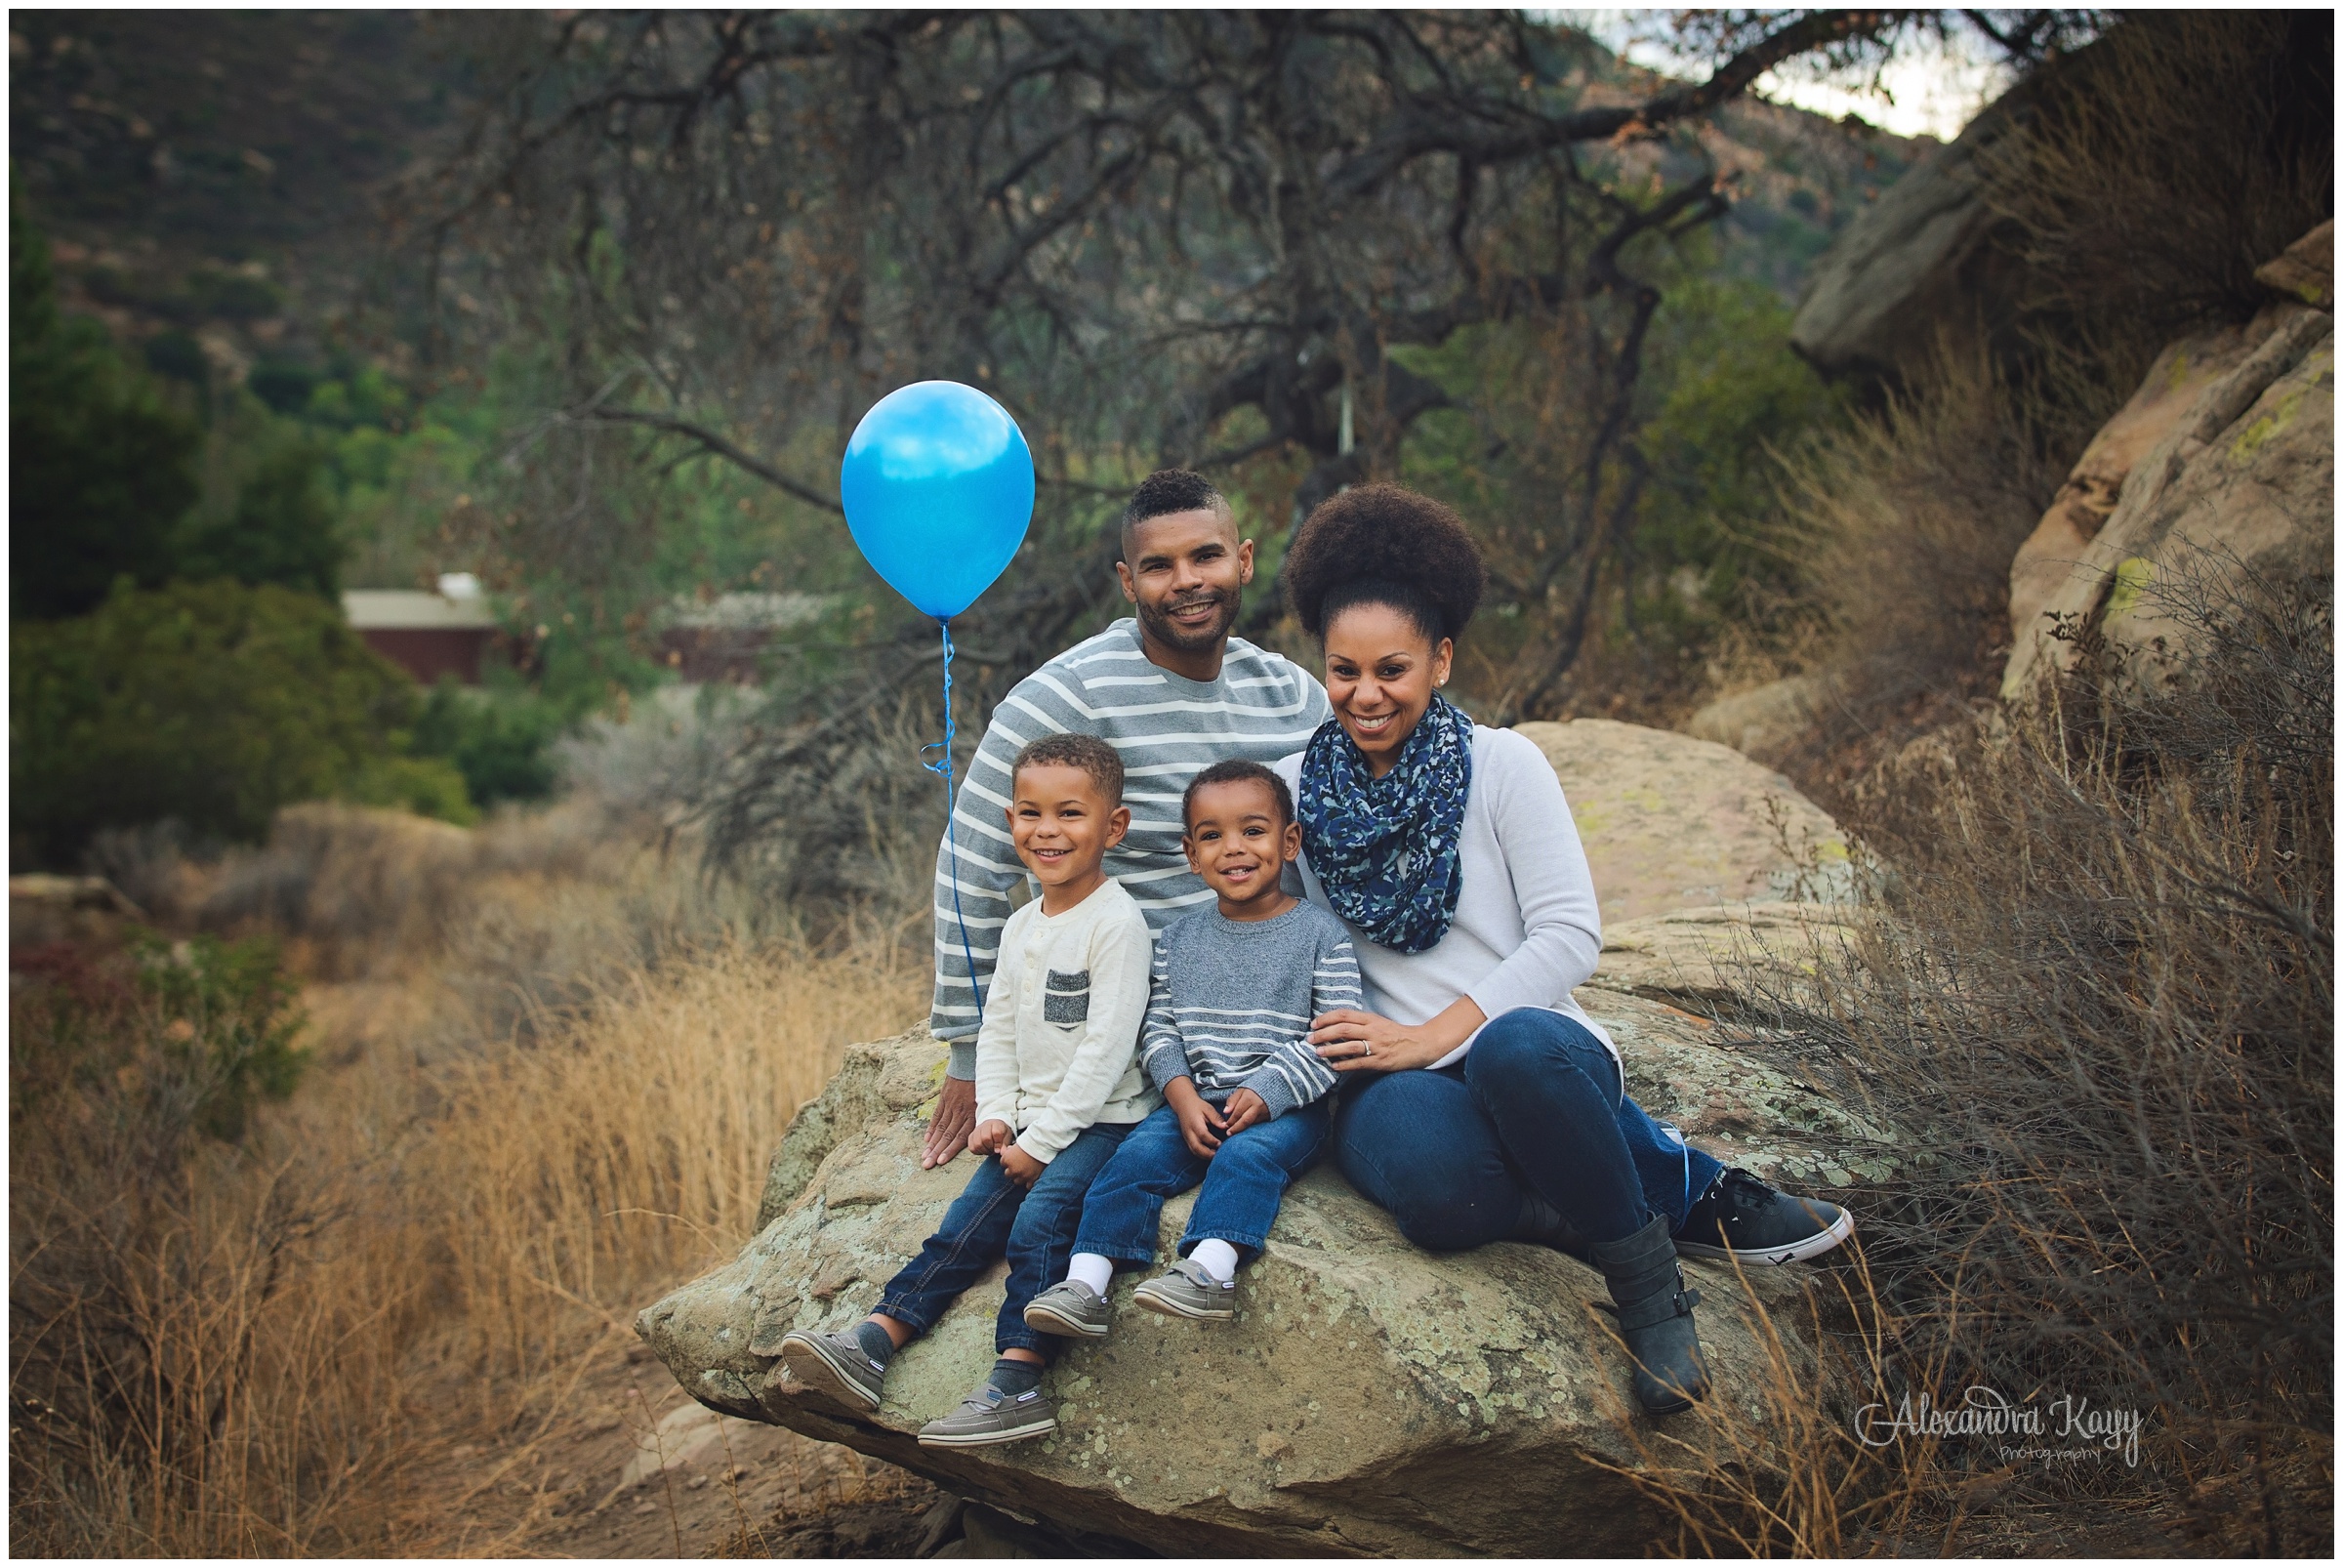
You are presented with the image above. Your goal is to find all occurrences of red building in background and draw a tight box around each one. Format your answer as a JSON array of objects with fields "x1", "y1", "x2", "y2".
[{"x1": 343, "y1": 578, "x2": 498, "y2": 684}]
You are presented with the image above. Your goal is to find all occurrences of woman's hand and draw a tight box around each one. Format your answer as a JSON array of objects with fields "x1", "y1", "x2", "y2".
[
  {"x1": 1165, "y1": 1077, "x2": 1226, "y2": 1159},
  {"x1": 966, "y1": 1118, "x2": 1013, "y2": 1157},
  {"x1": 1310, "y1": 997, "x2": 1488, "y2": 1074}
]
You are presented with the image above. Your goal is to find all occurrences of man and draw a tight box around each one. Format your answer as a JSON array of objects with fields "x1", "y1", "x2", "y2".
[{"x1": 924, "y1": 469, "x2": 1329, "y2": 1165}]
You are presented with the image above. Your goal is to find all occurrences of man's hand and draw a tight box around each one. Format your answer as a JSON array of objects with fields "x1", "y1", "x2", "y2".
[
  {"x1": 966, "y1": 1118, "x2": 1013, "y2": 1157},
  {"x1": 924, "y1": 1075, "x2": 979, "y2": 1168},
  {"x1": 1165, "y1": 1077, "x2": 1226, "y2": 1159},
  {"x1": 998, "y1": 1143, "x2": 1046, "y2": 1188},
  {"x1": 1221, "y1": 1087, "x2": 1271, "y2": 1135}
]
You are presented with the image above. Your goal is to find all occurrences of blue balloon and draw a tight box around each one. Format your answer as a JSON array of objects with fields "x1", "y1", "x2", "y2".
[{"x1": 840, "y1": 381, "x2": 1035, "y2": 619}]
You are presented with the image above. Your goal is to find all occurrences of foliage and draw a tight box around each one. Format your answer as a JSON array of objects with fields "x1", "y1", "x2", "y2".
[
  {"x1": 1726, "y1": 564, "x2": 2329, "y2": 1551},
  {"x1": 10, "y1": 578, "x2": 469, "y2": 865},
  {"x1": 178, "y1": 407, "x2": 348, "y2": 598},
  {"x1": 412, "y1": 676, "x2": 571, "y2": 808},
  {"x1": 1978, "y1": 10, "x2": 2333, "y2": 345},
  {"x1": 11, "y1": 196, "x2": 204, "y2": 620},
  {"x1": 1631, "y1": 275, "x2": 1849, "y2": 625},
  {"x1": 11, "y1": 197, "x2": 352, "y2": 616}
]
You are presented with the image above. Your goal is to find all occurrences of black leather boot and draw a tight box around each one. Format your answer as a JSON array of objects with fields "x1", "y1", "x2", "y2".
[{"x1": 1590, "y1": 1212, "x2": 1710, "y2": 1416}]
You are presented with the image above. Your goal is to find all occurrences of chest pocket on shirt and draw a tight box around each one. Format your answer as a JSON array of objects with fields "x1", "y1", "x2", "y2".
[{"x1": 1042, "y1": 970, "x2": 1091, "y2": 1025}]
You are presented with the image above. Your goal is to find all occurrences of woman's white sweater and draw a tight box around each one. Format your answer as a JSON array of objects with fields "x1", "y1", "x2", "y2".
[{"x1": 1274, "y1": 724, "x2": 1616, "y2": 1067}]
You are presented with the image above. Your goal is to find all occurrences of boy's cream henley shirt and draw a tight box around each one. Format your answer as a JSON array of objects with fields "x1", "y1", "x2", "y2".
[{"x1": 972, "y1": 876, "x2": 1159, "y2": 1164}]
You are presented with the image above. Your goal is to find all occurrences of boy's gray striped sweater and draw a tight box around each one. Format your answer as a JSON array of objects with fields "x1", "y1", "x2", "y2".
[
  {"x1": 1138, "y1": 901, "x2": 1360, "y2": 1119},
  {"x1": 930, "y1": 617, "x2": 1331, "y2": 1076}
]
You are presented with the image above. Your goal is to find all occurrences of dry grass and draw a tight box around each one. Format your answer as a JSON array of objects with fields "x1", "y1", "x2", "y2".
[
  {"x1": 1978, "y1": 11, "x2": 2333, "y2": 344},
  {"x1": 9, "y1": 806, "x2": 925, "y2": 1556},
  {"x1": 1746, "y1": 329, "x2": 2140, "y2": 808},
  {"x1": 1619, "y1": 565, "x2": 2333, "y2": 1555}
]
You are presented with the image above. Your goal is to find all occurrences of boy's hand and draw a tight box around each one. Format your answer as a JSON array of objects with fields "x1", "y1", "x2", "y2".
[
  {"x1": 1165, "y1": 1076, "x2": 1225, "y2": 1159},
  {"x1": 966, "y1": 1119, "x2": 1012, "y2": 1157},
  {"x1": 998, "y1": 1143, "x2": 1046, "y2": 1188},
  {"x1": 1221, "y1": 1087, "x2": 1270, "y2": 1135}
]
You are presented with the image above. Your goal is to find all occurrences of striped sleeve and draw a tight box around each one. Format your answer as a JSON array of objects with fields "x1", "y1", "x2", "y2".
[
  {"x1": 1240, "y1": 928, "x2": 1353, "y2": 1117},
  {"x1": 929, "y1": 673, "x2": 1066, "y2": 1069},
  {"x1": 1136, "y1": 945, "x2": 1190, "y2": 1092}
]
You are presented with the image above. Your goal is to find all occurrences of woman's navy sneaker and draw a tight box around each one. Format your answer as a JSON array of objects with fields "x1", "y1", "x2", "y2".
[{"x1": 1674, "y1": 1168, "x2": 1854, "y2": 1264}]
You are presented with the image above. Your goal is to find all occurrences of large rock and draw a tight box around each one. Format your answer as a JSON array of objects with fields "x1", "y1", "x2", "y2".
[
  {"x1": 2001, "y1": 299, "x2": 2334, "y2": 699},
  {"x1": 1515, "y1": 719, "x2": 1854, "y2": 917},
  {"x1": 639, "y1": 725, "x2": 1899, "y2": 1555},
  {"x1": 1684, "y1": 673, "x2": 1826, "y2": 763},
  {"x1": 2254, "y1": 219, "x2": 2333, "y2": 309},
  {"x1": 2005, "y1": 318, "x2": 2277, "y2": 643},
  {"x1": 1788, "y1": 78, "x2": 2033, "y2": 384}
]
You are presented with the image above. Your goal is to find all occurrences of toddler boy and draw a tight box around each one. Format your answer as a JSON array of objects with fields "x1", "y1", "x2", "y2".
[
  {"x1": 1023, "y1": 760, "x2": 1359, "y2": 1334},
  {"x1": 780, "y1": 732, "x2": 1158, "y2": 1446}
]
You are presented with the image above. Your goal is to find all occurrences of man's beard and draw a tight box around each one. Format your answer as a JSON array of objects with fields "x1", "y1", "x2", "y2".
[{"x1": 1139, "y1": 588, "x2": 1239, "y2": 652}]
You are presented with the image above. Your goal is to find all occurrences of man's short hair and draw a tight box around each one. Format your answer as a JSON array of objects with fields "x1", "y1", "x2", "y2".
[
  {"x1": 1181, "y1": 759, "x2": 1294, "y2": 831},
  {"x1": 1011, "y1": 731, "x2": 1125, "y2": 805},
  {"x1": 1120, "y1": 469, "x2": 1230, "y2": 559}
]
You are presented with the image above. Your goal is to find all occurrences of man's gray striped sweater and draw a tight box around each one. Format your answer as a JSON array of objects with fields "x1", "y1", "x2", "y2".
[
  {"x1": 1138, "y1": 901, "x2": 1361, "y2": 1119},
  {"x1": 931, "y1": 617, "x2": 1331, "y2": 1077}
]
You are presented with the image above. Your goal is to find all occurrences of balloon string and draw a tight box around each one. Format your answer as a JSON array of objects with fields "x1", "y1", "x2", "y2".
[{"x1": 924, "y1": 618, "x2": 986, "y2": 1015}]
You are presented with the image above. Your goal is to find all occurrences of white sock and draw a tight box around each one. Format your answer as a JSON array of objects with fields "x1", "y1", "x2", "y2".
[
  {"x1": 1066, "y1": 1253, "x2": 1115, "y2": 1297},
  {"x1": 1189, "y1": 1239, "x2": 1241, "y2": 1285}
]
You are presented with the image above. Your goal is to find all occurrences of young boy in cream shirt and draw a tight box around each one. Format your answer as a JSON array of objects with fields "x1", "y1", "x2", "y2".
[{"x1": 780, "y1": 732, "x2": 1157, "y2": 1447}]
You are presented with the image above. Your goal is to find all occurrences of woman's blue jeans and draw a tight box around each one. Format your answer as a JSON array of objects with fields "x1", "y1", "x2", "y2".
[
  {"x1": 874, "y1": 1121, "x2": 1131, "y2": 1359},
  {"x1": 1072, "y1": 1097, "x2": 1333, "y2": 1267},
  {"x1": 1335, "y1": 1008, "x2": 1725, "y2": 1255}
]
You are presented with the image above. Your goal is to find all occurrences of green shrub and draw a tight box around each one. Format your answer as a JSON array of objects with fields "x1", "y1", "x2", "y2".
[
  {"x1": 411, "y1": 678, "x2": 567, "y2": 807},
  {"x1": 11, "y1": 209, "x2": 203, "y2": 621},
  {"x1": 344, "y1": 754, "x2": 478, "y2": 826},
  {"x1": 177, "y1": 418, "x2": 347, "y2": 599},
  {"x1": 10, "y1": 578, "x2": 471, "y2": 864}
]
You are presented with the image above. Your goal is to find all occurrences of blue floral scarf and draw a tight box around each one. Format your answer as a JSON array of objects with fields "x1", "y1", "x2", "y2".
[{"x1": 1297, "y1": 694, "x2": 1473, "y2": 954}]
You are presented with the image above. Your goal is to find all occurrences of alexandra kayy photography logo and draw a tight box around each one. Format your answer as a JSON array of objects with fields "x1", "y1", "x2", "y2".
[{"x1": 1855, "y1": 1384, "x2": 2146, "y2": 1467}]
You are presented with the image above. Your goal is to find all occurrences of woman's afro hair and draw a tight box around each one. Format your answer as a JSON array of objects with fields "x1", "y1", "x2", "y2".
[{"x1": 1280, "y1": 482, "x2": 1487, "y2": 641}]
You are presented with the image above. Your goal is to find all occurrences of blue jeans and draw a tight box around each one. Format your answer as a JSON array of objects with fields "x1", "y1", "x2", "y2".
[
  {"x1": 1072, "y1": 1097, "x2": 1333, "y2": 1267},
  {"x1": 875, "y1": 1122, "x2": 1130, "y2": 1359},
  {"x1": 1335, "y1": 1008, "x2": 1725, "y2": 1255}
]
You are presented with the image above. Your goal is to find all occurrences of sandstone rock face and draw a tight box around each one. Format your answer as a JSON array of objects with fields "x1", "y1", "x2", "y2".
[
  {"x1": 2006, "y1": 319, "x2": 2274, "y2": 641},
  {"x1": 1515, "y1": 719, "x2": 1853, "y2": 918},
  {"x1": 1788, "y1": 84, "x2": 2029, "y2": 384},
  {"x1": 2254, "y1": 218, "x2": 2333, "y2": 309},
  {"x1": 2001, "y1": 301, "x2": 2334, "y2": 699},
  {"x1": 1685, "y1": 674, "x2": 1825, "y2": 763},
  {"x1": 641, "y1": 725, "x2": 1897, "y2": 1555}
]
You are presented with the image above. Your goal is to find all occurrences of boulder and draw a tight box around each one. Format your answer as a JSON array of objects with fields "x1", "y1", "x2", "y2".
[
  {"x1": 2254, "y1": 218, "x2": 2333, "y2": 309},
  {"x1": 9, "y1": 873, "x2": 144, "y2": 949},
  {"x1": 2006, "y1": 318, "x2": 2276, "y2": 642},
  {"x1": 1788, "y1": 81, "x2": 2032, "y2": 384},
  {"x1": 1684, "y1": 673, "x2": 1826, "y2": 763},
  {"x1": 1515, "y1": 719, "x2": 1855, "y2": 918},
  {"x1": 640, "y1": 724, "x2": 1900, "y2": 1555},
  {"x1": 2001, "y1": 298, "x2": 2334, "y2": 699}
]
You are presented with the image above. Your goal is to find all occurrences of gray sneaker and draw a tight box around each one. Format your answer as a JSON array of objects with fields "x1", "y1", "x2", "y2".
[
  {"x1": 916, "y1": 1381, "x2": 1056, "y2": 1448},
  {"x1": 1023, "y1": 1279, "x2": 1112, "y2": 1338},
  {"x1": 1131, "y1": 1256, "x2": 1238, "y2": 1321},
  {"x1": 776, "y1": 1327, "x2": 885, "y2": 1413}
]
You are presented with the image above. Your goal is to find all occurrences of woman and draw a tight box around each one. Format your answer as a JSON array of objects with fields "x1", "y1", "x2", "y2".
[{"x1": 1270, "y1": 484, "x2": 1853, "y2": 1417}]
